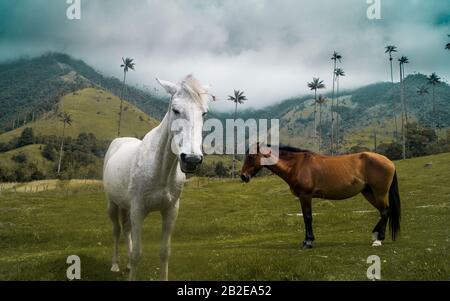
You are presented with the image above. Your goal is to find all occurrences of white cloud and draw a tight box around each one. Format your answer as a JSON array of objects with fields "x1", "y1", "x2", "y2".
[{"x1": 1, "y1": 0, "x2": 449, "y2": 111}]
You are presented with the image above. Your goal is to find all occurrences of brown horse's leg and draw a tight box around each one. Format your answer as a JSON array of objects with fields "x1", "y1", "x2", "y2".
[
  {"x1": 362, "y1": 187, "x2": 389, "y2": 246},
  {"x1": 299, "y1": 195, "x2": 315, "y2": 249}
]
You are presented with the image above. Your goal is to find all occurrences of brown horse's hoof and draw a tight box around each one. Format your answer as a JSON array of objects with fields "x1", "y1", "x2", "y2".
[{"x1": 302, "y1": 241, "x2": 313, "y2": 249}]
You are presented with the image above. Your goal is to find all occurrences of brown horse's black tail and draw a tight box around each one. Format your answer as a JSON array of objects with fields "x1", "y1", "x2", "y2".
[{"x1": 389, "y1": 171, "x2": 401, "y2": 241}]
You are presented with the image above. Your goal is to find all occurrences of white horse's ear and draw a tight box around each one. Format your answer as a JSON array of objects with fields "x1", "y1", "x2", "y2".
[{"x1": 156, "y1": 78, "x2": 178, "y2": 96}]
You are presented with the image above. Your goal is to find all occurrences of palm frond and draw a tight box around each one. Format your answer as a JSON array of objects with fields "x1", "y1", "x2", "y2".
[
  {"x1": 427, "y1": 73, "x2": 441, "y2": 85},
  {"x1": 417, "y1": 86, "x2": 429, "y2": 95},
  {"x1": 229, "y1": 90, "x2": 247, "y2": 104},
  {"x1": 385, "y1": 45, "x2": 397, "y2": 54},
  {"x1": 307, "y1": 77, "x2": 325, "y2": 90},
  {"x1": 334, "y1": 68, "x2": 345, "y2": 77},
  {"x1": 331, "y1": 51, "x2": 343, "y2": 62},
  {"x1": 121, "y1": 57, "x2": 136, "y2": 72}
]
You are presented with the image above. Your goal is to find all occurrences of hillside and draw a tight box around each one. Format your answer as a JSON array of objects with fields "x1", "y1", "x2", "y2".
[
  {"x1": 215, "y1": 74, "x2": 450, "y2": 150},
  {"x1": 0, "y1": 87, "x2": 160, "y2": 181},
  {"x1": 0, "y1": 144, "x2": 51, "y2": 171},
  {"x1": 0, "y1": 53, "x2": 168, "y2": 133},
  {"x1": 0, "y1": 87, "x2": 159, "y2": 143}
]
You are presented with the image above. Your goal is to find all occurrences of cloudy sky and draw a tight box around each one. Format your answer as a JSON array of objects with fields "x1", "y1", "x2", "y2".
[{"x1": 0, "y1": 0, "x2": 449, "y2": 111}]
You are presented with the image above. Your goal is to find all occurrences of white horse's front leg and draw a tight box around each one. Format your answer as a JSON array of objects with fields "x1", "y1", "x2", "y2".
[
  {"x1": 160, "y1": 204, "x2": 179, "y2": 281},
  {"x1": 128, "y1": 207, "x2": 144, "y2": 281}
]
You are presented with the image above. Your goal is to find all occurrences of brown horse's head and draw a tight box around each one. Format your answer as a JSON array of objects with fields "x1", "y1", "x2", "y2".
[{"x1": 240, "y1": 143, "x2": 271, "y2": 183}]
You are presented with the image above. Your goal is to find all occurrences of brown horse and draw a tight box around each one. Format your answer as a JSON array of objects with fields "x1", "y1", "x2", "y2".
[{"x1": 240, "y1": 144, "x2": 401, "y2": 249}]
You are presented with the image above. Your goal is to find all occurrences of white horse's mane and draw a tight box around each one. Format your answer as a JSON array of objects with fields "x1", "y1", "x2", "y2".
[{"x1": 178, "y1": 74, "x2": 209, "y2": 108}]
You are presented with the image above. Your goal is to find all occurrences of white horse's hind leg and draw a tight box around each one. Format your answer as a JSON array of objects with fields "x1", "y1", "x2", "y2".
[
  {"x1": 108, "y1": 201, "x2": 121, "y2": 272},
  {"x1": 120, "y1": 209, "x2": 132, "y2": 270},
  {"x1": 160, "y1": 204, "x2": 179, "y2": 281},
  {"x1": 128, "y1": 208, "x2": 144, "y2": 281}
]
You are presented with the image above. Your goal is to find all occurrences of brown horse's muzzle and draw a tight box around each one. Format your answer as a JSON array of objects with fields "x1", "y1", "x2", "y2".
[{"x1": 240, "y1": 174, "x2": 250, "y2": 183}]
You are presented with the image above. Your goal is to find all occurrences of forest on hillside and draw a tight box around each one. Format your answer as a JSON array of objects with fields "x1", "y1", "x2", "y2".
[{"x1": 0, "y1": 53, "x2": 168, "y2": 133}]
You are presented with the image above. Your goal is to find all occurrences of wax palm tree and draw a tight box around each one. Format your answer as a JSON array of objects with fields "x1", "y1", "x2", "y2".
[
  {"x1": 398, "y1": 56, "x2": 409, "y2": 160},
  {"x1": 385, "y1": 45, "x2": 398, "y2": 136},
  {"x1": 228, "y1": 90, "x2": 247, "y2": 178},
  {"x1": 316, "y1": 95, "x2": 327, "y2": 152},
  {"x1": 417, "y1": 85, "x2": 429, "y2": 124},
  {"x1": 330, "y1": 51, "x2": 342, "y2": 155},
  {"x1": 427, "y1": 73, "x2": 441, "y2": 129},
  {"x1": 399, "y1": 56, "x2": 409, "y2": 124},
  {"x1": 307, "y1": 77, "x2": 325, "y2": 150},
  {"x1": 417, "y1": 86, "x2": 429, "y2": 96},
  {"x1": 117, "y1": 57, "x2": 135, "y2": 137},
  {"x1": 334, "y1": 68, "x2": 345, "y2": 152},
  {"x1": 57, "y1": 112, "x2": 73, "y2": 175}
]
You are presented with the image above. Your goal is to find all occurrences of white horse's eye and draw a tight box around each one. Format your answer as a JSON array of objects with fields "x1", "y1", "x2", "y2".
[
  {"x1": 172, "y1": 108, "x2": 181, "y2": 115},
  {"x1": 202, "y1": 112, "x2": 207, "y2": 117}
]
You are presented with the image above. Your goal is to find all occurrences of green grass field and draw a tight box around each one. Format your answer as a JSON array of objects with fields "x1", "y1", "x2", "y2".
[{"x1": 0, "y1": 153, "x2": 449, "y2": 280}]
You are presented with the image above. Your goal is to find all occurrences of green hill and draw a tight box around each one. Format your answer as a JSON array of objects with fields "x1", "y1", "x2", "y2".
[
  {"x1": 214, "y1": 74, "x2": 450, "y2": 151},
  {"x1": 0, "y1": 87, "x2": 159, "y2": 143},
  {"x1": 0, "y1": 87, "x2": 161, "y2": 181},
  {"x1": 0, "y1": 53, "x2": 168, "y2": 133},
  {"x1": 0, "y1": 144, "x2": 51, "y2": 170}
]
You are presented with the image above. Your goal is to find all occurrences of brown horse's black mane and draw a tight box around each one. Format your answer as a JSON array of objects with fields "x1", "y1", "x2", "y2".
[
  {"x1": 245, "y1": 144, "x2": 313, "y2": 155},
  {"x1": 277, "y1": 145, "x2": 312, "y2": 154}
]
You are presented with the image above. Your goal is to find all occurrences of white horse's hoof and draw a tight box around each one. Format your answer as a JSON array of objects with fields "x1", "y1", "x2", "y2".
[
  {"x1": 111, "y1": 264, "x2": 120, "y2": 272},
  {"x1": 372, "y1": 240, "x2": 382, "y2": 247}
]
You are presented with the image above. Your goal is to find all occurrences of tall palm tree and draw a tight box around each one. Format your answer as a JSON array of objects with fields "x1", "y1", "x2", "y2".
[
  {"x1": 417, "y1": 85, "x2": 429, "y2": 124},
  {"x1": 117, "y1": 57, "x2": 135, "y2": 137},
  {"x1": 398, "y1": 56, "x2": 409, "y2": 160},
  {"x1": 385, "y1": 45, "x2": 398, "y2": 137},
  {"x1": 316, "y1": 95, "x2": 327, "y2": 152},
  {"x1": 57, "y1": 112, "x2": 73, "y2": 175},
  {"x1": 228, "y1": 90, "x2": 247, "y2": 178},
  {"x1": 427, "y1": 73, "x2": 441, "y2": 129},
  {"x1": 399, "y1": 56, "x2": 409, "y2": 124},
  {"x1": 334, "y1": 68, "x2": 345, "y2": 152},
  {"x1": 417, "y1": 85, "x2": 429, "y2": 96},
  {"x1": 330, "y1": 51, "x2": 342, "y2": 155},
  {"x1": 307, "y1": 77, "x2": 325, "y2": 149}
]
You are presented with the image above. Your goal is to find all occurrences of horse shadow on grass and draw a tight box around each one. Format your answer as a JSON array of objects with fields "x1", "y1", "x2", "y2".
[
  {"x1": 220, "y1": 240, "x2": 377, "y2": 251},
  {"x1": 44, "y1": 254, "x2": 127, "y2": 281}
]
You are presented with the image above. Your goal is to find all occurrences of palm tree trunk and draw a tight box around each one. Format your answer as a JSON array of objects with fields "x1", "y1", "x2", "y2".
[
  {"x1": 432, "y1": 86, "x2": 436, "y2": 130},
  {"x1": 318, "y1": 103, "x2": 322, "y2": 152},
  {"x1": 313, "y1": 90, "x2": 317, "y2": 150},
  {"x1": 117, "y1": 71, "x2": 127, "y2": 137},
  {"x1": 390, "y1": 55, "x2": 398, "y2": 138},
  {"x1": 402, "y1": 64, "x2": 408, "y2": 125},
  {"x1": 232, "y1": 101, "x2": 237, "y2": 179},
  {"x1": 57, "y1": 122, "x2": 66, "y2": 174},
  {"x1": 330, "y1": 61, "x2": 336, "y2": 155},
  {"x1": 336, "y1": 77, "x2": 340, "y2": 153},
  {"x1": 400, "y1": 64, "x2": 406, "y2": 160}
]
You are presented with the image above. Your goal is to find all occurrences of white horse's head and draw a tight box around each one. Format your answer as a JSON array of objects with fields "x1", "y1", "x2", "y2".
[{"x1": 156, "y1": 75, "x2": 210, "y2": 173}]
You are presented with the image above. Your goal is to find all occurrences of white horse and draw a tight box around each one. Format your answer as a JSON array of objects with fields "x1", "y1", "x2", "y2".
[{"x1": 103, "y1": 75, "x2": 209, "y2": 280}]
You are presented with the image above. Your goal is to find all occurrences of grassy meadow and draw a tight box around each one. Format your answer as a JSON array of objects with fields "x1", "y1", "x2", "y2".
[{"x1": 0, "y1": 153, "x2": 449, "y2": 280}]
